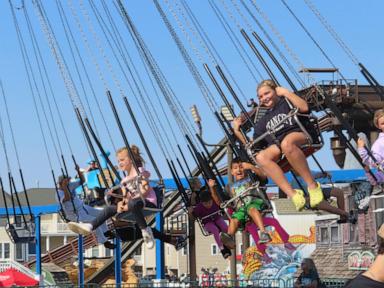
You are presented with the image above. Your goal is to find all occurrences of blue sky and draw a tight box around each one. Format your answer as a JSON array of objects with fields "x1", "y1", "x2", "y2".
[{"x1": 0, "y1": 0, "x2": 383, "y2": 188}]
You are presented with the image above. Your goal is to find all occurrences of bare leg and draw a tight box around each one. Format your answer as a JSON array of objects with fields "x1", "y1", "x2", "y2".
[
  {"x1": 248, "y1": 207, "x2": 266, "y2": 232},
  {"x1": 280, "y1": 132, "x2": 316, "y2": 190},
  {"x1": 317, "y1": 200, "x2": 348, "y2": 217},
  {"x1": 256, "y1": 145, "x2": 296, "y2": 198},
  {"x1": 228, "y1": 218, "x2": 240, "y2": 236}
]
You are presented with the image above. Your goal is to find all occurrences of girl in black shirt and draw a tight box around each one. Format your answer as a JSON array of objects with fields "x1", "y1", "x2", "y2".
[{"x1": 233, "y1": 80, "x2": 324, "y2": 211}]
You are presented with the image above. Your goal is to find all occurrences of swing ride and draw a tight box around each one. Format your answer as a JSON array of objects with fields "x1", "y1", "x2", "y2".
[{"x1": 0, "y1": 0, "x2": 384, "y2": 286}]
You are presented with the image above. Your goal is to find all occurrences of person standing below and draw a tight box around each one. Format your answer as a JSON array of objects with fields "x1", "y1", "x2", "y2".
[{"x1": 294, "y1": 258, "x2": 321, "y2": 288}]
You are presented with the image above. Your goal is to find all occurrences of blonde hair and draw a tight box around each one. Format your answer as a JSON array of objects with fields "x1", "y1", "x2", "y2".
[
  {"x1": 257, "y1": 79, "x2": 277, "y2": 94},
  {"x1": 116, "y1": 145, "x2": 145, "y2": 167},
  {"x1": 373, "y1": 109, "x2": 384, "y2": 128}
]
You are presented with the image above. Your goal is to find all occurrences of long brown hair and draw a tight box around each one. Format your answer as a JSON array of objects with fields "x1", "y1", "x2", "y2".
[{"x1": 116, "y1": 145, "x2": 145, "y2": 167}]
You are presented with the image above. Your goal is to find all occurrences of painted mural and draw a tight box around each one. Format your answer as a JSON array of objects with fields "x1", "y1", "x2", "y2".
[{"x1": 242, "y1": 226, "x2": 316, "y2": 285}]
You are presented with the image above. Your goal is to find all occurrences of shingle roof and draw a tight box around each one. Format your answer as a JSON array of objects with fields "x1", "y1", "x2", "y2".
[
  {"x1": 273, "y1": 198, "x2": 328, "y2": 215},
  {"x1": 0, "y1": 187, "x2": 57, "y2": 208}
]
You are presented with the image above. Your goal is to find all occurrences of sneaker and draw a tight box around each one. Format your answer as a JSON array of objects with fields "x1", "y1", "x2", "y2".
[
  {"x1": 291, "y1": 190, "x2": 306, "y2": 211},
  {"x1": 175, "y1": 235, "x2": 188, "y2": 251},
  {"x1": 284, "y1": 242, "x2": 296, "y2": 251},
  {"x1": 373, "y1": 185, "x2": 383, "y2": 195},
  {"x1": 258, "y1": 231, "x2": 272, "y2": 244},
  {"x1": 308, "y1": 182, "x2": 324, "y2": 208},
  {"x1": 141, "y1": 227, "x2": 154, "y2": 249},
  {"x1": 220, "y1": 247, "x2": 231, "y2": 259},
  {"x1": 67, "y1": 222, "x2": 93, "y2": 235},
  {"x1": 220, "y1": 232, "x2": 235, "y2": 250},
  {"x1": 103, "y1": 240, "x2": 116, "y2": 250}
]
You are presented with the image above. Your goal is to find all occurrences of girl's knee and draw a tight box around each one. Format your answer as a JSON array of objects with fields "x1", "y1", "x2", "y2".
[
  {"x1": 280, "y1": 139, "x2": 298, "y2": 155},
  {"x1": 255, "y1": 151, "x2": 270, "y2": 166}
]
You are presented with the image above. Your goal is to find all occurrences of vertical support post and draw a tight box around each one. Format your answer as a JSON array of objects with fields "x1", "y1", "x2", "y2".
[
  {"x1": 242, "y1": 233, "x2": 250, "y2": 256},
  {"x1": 188, "y1": 212, "x2": 197, "y2": 282},
  {"x1": 227, "y1": 144, "x2": 237, "y2": 286},
  {"x1": 114, "y1": 237, "x2": 122, "y2": 287},
  {"x1": 35, "y1": 215, "x2": 42, "y2": 285},
  {"x1": 78, "y1": 235, "x2": 84, "y2": 287},
  {"x1": 156, "y1": 212, "x2": 165, "y2": 279}
]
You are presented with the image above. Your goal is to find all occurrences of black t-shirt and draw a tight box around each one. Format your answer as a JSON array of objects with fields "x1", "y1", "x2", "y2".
[
  {"x1": 344, "y1": 274, "x2": 384, "y2": 288},
  {"x1": 253, "y1": 97, "x2": 304, "y2": 145}
]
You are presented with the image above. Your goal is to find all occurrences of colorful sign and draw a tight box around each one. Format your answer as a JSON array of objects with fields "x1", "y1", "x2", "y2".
[{"x1": 348, "y1": 251, "x2": 375, "y2": 270}]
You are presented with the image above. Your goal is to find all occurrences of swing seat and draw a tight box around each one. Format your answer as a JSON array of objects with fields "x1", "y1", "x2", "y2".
[
  {"x1": 114, "y1": 185, "x2": 164, "y2": 225},
  {"x1": 196, "y1": 210, "x2": 226, "y2": 237},
  {"x1": 220, "y1": 183, "x2": 273, "y2": 215},
  {"x1": 6, "y1": 222, "x2": 35, "y2": 244},
  {"x1": 248, "y1": 107, "x2": 324, "y2": 174}
]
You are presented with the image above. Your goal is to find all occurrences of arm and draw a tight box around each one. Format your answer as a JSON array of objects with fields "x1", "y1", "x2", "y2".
[
  {"x1": 358, "y1": 138, "x2": 384, "y2": 167},
  {"x1": 208, "y1": 179, "x2": 222, "y2": 206},
  {"x1": 242, "y1": 162, "x2": 267, "y2": 181},
  {"x1": 60, "y1": 188, "x2": 71, "y2": 203},
  {"x1": 232, "y1": 117, "x2": 247, "y2": 145},
  {"x1": 139, "y1": 179, "x2": 150, "y2": 198},
  {"x1": 276, "y1": 87, "x2": 309, "y2": 113}
]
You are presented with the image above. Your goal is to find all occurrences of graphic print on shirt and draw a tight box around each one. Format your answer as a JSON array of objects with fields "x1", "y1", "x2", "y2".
[{"x1": 265, "y1": 113, "x2": 294, "y2": 132}]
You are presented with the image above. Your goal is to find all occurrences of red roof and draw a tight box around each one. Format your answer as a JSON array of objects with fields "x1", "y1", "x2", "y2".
[{"x1": 0, "y1": 268, "x2": 39, "y2": 287}]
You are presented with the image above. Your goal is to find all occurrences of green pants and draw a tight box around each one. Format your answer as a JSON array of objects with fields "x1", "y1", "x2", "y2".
[{"x1": 231, "y1": 198, "x2": 264, "y2": 225}]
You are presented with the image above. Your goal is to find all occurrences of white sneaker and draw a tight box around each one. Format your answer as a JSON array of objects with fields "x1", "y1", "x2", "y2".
[
  {"x1": 68, "y1": 222, "x2": 93, "y2": 235},
  {"x1": 141, "y1": 227, "x2": 154, "y2": 249}
]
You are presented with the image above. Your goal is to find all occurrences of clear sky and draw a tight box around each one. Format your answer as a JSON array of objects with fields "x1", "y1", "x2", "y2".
[{"x1": 0, "y1": 0, "x2": 383, "y2": 188}]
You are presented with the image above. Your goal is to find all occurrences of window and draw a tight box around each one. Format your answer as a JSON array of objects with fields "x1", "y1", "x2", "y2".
[
  {"x1": 91, "y1": 246, "x2": 99, "y2": 257},
  {"x1": 331, "y1": 226, "x2": 339, "y2": 243},
  {"x1": 0, "y1": 244, "x2": 2, "y2": 258},
  {"x1": 211, "y1": 244, "x2": 218, "y2": 256},
  {"x1": 239, "y1": 243, "x2": 243, "y2": 254},
  {"x1": 320, "y1": 227, "x2": 329, "y2": 243},
  {"x1": 105, "y1": 247, "x2": 112, "y2": 257},
  {"x1": 4, "y1": 243, "x2": 10, "y2": 259},
  {"x1": 28, "y1": 242, "x2": 36, "y2": 255},
  {"x1": 16, "y1": 243, "x2": 24, "y2": 261}
]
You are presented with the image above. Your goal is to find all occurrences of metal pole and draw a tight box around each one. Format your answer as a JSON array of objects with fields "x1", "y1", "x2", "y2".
[
  {"x1": 114, "y1": 237, "x2": 122, "y2": 287},
  {"x1": 106, "y1": 91, "x2": 139, "y2": 175},
  {"x1": 35, "y1": 215, "x2": 42, "y2": 285},
  {"x1": 188, "y1": 213, "x2": 197, "y2": 283},
  {"x1": 75, "y1": 108, "x2": 111, "y2": 188},
  {"x1": 123, "y1": 96, "x2": 163, "y2": 180},
  {"x1": 241, "y1": 29, "x2": 280, "y2": 85},
  {"x1": 78, "y1": 235, "x2": 84, "y2": 287},
  {"x1": 227, "y1": 144, "x2": 237, "y2": 286},
  {"x1": 155, "y1": 212, "x2": 165, "y2": 279}
]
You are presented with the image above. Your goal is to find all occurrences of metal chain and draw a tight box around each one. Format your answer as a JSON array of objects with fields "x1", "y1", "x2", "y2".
[{"x1": 303, "y1": 0, "x2": 359, "y2": 66}]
